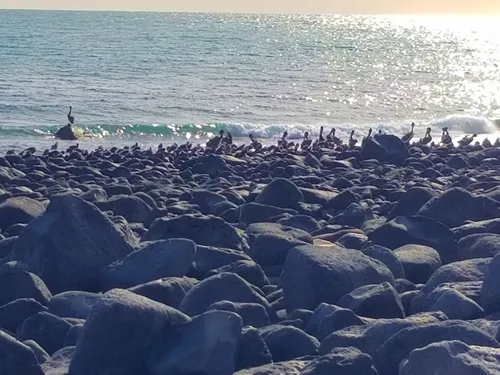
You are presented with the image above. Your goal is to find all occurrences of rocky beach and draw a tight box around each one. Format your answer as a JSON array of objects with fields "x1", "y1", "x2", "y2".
[{"x1": 1, "y1": 133, "x2": 500, "y2": 375}]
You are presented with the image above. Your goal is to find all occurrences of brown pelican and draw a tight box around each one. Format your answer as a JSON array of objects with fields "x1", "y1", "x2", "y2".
[
  {"x1": 349, "y1": 130, "x2": 358, "y2": 147},
  {"x1": 67, "y1": 106, "x2": 75, "y2": 124},
  {"x1": 401, "y1": 122, "x2": 415, "y2": 143},
  {"x1": 207, "y1": 130, "x2": 224, "y2": 149},
  {"x1": 458, "y1": 134, "x2": 477, "y2": 147},
  {"x1": 301, "y1": 131, "x2": 312, "y2": 150}
]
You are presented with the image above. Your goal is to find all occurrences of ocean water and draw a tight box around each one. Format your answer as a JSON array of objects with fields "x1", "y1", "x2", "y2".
[{"x1": 1, "y1": 10, "x2": 500, "y2": 152}]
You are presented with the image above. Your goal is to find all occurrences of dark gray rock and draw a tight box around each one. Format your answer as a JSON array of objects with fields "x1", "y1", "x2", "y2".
[
  {"x1": 255, "y1": 178, "x2": 303, "y2": 210},
  {"x1": 277, "y1": 215, "x2": 322, "y2": 233},
  {"x1": 453, "y1": 218, "x2": 500, "y2": 240},
  {"x1": 207, "y1": 260, "x2": 269, "y2": 288},
  {"x1": 481, "y1": 253, "x2": 500, "y2": 314},
  {"x1": 179, "y1": 273, "x2": 274, "y2": 319},
  {"x1": 359, "y1": 134, "x2": 410, "y2": 165},
  {"x1": 400, "y1": 340, "x2": 500, "y2": 375},
  {"x1": 208, "y1": 300, "x2": 270, "y2": 328},
  {"x1": 336, "y1": 232, "x2": 368, "y2": 250},
  {"x1": 0, "y1": 270, "x2": 52, "y2": 307},
  {"x1": 235, "y1": 326, "x2": 273, "y2": 371},
  {"x1": 330, "y1": 202, "x2": 374, "y2": 229},
  {"x1": 48, "y1": 291, "x2": 105, "y2": 319},
  {"x1": 101, "y1": 239, "x2": 196, "y2": 290},
  {"x1": 147, "y1": 310, "x2": 242, "y2": 375},
  {"x1": 319, "y1": 311, "x2": 448, "y2": 357},
  {"x1": 192, "y1": 245, "x2": 251, "y2": 277},
  {"x1": 0, "y1": 197, "x2": 45, "y2": 232},
  {"x1": 6, "y1": 194, "x2": 136, "y2": 293},
  {"x1": 16, "y1": 311, "x2": 72, "y2": 355},
  {"x1": 458, "y1": 233, "x2": 500, "y2": 260},
  {"x1": 370, "y1": 216, "x2": 458, "y2": 264},
  {"x1": 113, "y1": 196, "x2": 153, "y2": 223},
  {"x1": 23, "y1": 339, "x2": 50, "y2": 364},
  {"x1": 387, "y1": 187, "x2": 437, "y2": 221},
  {"x1": 430, "y1": 288, "x2": 484, "y2": 319},
  {"x1": 0, "y1": 236, "x2": 16, "y2": 259},
  {"x1": 129, "y1": 277, "x2": 198, "y2": 309},
  {"x1": 68, "y1": 289, "x2": 190, "y2": 375},
  {"x1": 0, "y1": 330, "x2": 44, "y2": 375},
  {"x1": 281, "y1": 244, "x2": 394, "y2": 312},
  {"x1": 144, "y1": 214, "x2": 249, "y2": 251},
  {"x1": 375, "y1": 320, "x2": 499, "y2": 375},
  {"x1": 64, "y1": 324, "x2": 83, "y2": 347},
  {"x1": 363, "y1": 245, "x2": 406, "y2": 279},
  {"x1": 301, "y1": 346, "x2": 378, "y2": 375},
  {"x1": 234, "y1": 360, "x2": 308, "y2": 375},
  {"x1": 305, "y1": 303, "x2": 364, "y2": 341},
  {"x1": 0, "y1": 298, "x2": 47, "y2": 332},
  {"x1": 240, "y1": 203, "x2": 298, "y2": 225},
  {"x1": 394, "y1": 244, "x2": 442, "y2": 284},
  {"x1": 258, "y1": 324, "x2": 319, "y2": 362},
  {"x1": 42, "y1": 346, "x2": 75, "y2": 375},
  {"x1": 337, "y1": 282, "x2": 405, "y2": 319},
  {"x1": 190, "y1": 190, "x2": 238, "y2": 215}
]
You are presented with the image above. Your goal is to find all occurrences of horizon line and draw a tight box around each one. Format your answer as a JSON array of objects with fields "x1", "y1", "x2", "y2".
[{"x1": 1, "y1": 8, "x2": 499, "y2": 16}]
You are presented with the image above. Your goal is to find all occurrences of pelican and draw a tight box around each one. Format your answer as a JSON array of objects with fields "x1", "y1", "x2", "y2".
[
  {"x1": 362, "y1": 128, "x2": 373, "y2": 145},
  {"x1": 349, "y1": 130, "x2": 358, "y2": 147},
  {"x1": 207, "y1": 130, "x2": 224, "y2": 149},
  {"x1": 51, "y1": 142, "x2": 58, "y2": 150},
  {"x1": 401, "y1": 122, "x2": 415, "y2": 143},
  {"x1": 419, "y1": 127, "x2": 432, "y2": 145},
  {"x1": 277, "y1": 131, "x2": 288, "y2": 148},
  {"x1": 67, "y1": 106, "x2": 75, "y2": 124},
  {"x1": 301, "y1": 131, "x2": 312, "y2": 150},
  {"x1": 458, "y1": 134, "x2": 477, "y2": 147},
  {"x1": 482, "y1": 138, "x2": 493, "y2": 148}
]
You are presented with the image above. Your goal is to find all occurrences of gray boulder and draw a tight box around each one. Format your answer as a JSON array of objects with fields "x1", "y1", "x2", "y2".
[
  {"x1": 179, "y1": 273, "x2": 274, "y2": 319},
  {"x1": 363, "y1": 245, "x2": 405, "y2": 279},
  {"x1": 375, "y1": 320, "x2": 499, "y2": 375},
  {"x1": 453, "y1": 218, "x2": 500, "y2": 240},
  {"x1": 42, "y1": 346, "x2": 75, "y2": 375},
  {"x1": 458, "y1": 233, "x2": 500, "y2": 260},
  {"x1": 68, "y1": 289, "x2": 190, "y2": 375},
  {"x1": 0, "y1": 330, "x2": 44, "y2": 375},
  {"x1": 129, "y1": 277, "x2": 198, "y2": 309},
  {"x1": 481, "y1": 253, "x2": 500, "y2": 314},
  {"x1": 208, "y1": 300, "x2": 270, "y2": 328},
  {"x1": 147, "y1": 311, "x2": 242, "y2": 375},
  {"x1": 255, "y1": 178, "x2": 303, "y2": 210},
  {"x1": 394, "y1": 244, "x2": 442, "y2": 284},
  {"x1": 144, "y1": 214, "x2": 249, "y2": 251},
  {"x1": 301, "y1": 347, "x2": 378, "y2": 375},
  {"x1": 430, "y1": 289, "x2": 484, "y2": 319},
  {"x1": 101, "y1": 239, "x2": 196, "y2": 290},
  {"x1": 48, "y1": 291, "x2": 106, "y2": 319},
  {"x1": 64, "y1": 324, "x2": 84, "y2": 347},
  {"x1": 234, "y1": 360, "x2": 308, "y2": 375},
  {"x1": 370, "y1": 215, "x2": 458, "y2": 264},
  {"x1": 387, "y1": 187, "x2": 437, "y2": 221},
  {"x1": 207, "y1": 260, "x2": 269, "y2": 288},
  {"x1": 0, "y1": 298, "x2": 47, "y2": 332},
  {"x1": 305, "y1": 303, "x2": 364, "y2": 341},
  {"x1": 400, "y1": 340, "x2": 500, "y2": 375},
  {"x1": 0, "y1": 270, "x2": 52, "y2": 307},
  {"x1": 359, "y1": 134, "x2": 410, "y2": 165},
  {"x1": 281, "y1": 244, "x2": 394, "y2": 312},
  {"x1": 24, "y1": 339, "x2": 50, "y2": 364},
  {"x1": 337, "y1": 282, "x2": 405, "y2": 319},
  {"x1": 16, "y1": 311, "x2": 72, "y2": 355},
  {"x1": 0, "y1": 197, "x2": 45, "y2": 232},
  {"x1": 113, "y1": 196, "x2": 153, "y2": 223},
  {"x1": 258, "y1": 324, "x2": 319, "y2": 362},
  {"x1": 192, "y1": 245, "x2": 251, "y2": 277},
  {"x1": 6, "y1": 194, "x2": 135, "y2": 293},
  {"x1": 235, "y1": 326, "x2": 273, "y2": 371},
  {"x1": 240, "y1": 203, "x2": 298, "y2": 225}
]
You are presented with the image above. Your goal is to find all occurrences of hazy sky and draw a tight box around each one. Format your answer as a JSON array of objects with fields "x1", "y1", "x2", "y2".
[{"x1": 1, "y1": 0, "x2": 500, "y2": 14}]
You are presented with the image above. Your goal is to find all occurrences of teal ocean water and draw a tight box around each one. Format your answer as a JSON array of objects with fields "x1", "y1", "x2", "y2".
[{"x1": 1, "y1": 10, "x2": 499, "y2": 151}]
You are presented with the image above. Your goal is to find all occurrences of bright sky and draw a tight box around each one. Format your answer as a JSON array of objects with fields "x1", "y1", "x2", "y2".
[{"x1": 1, "y1": 0, "x2": 500, "y2": 14}]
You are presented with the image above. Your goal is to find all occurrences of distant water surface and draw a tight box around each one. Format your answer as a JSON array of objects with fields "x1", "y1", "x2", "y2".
[{"x1": 0, "y1": 11, "x2": 499, "y2": 151}]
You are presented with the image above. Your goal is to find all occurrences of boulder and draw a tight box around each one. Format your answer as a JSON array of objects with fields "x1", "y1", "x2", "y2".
[
  {"x1": 330, "y1": 202, "x2": 374, "y2": 229},
  {"x1": 375, "y1": 320, "x2": 499, "y2": 375},
  {"x1": 235, "y1": 327, "x2": 273, "y2": 371},
  {"x1": 129, "y1": 277, "x2": 198, "y2": 309},
  {"x1": 430, "y1": 289, "x2": 484, "y2": 320},
  {"x1": 258, "y1": 324, "x2": 319, "y2": 362},
  {"x1": 336, "y1": 232, "x2": 368, "y2": 250},
  {"x1": 417, "y1": 188, "x2": 499, "y2": 228},
  {"x1": 101, "y1": 239, "x2": 196, "y2": 290},
  {"x1": 359, "y1": 134, "x2": 410, "y2": 165},
  {"x1": 24, "y1": 339, "x2": 50, "y2": 364},
  {"x1": 207, "y1": 260, "x2": 269, "y2": 288},
  {"x1": 328, "y1": 189, "x2": 359, "y2": 211},
  {"x1": 281, "y1": 244, "x2": 394, "y2": 312},
  {"x1": 16, "y1": 311, "x2": 72, "y2": 355},
  {"x1": 0, "y1": 298, "x2": 47, "y2": 332},
  {"x1": 208, "y1": 301, "x2": 270, "y2": 328},
  {"x1": 144, "y1": 214, "x2": 249, "y2": 252},
  {"x1": 192, "y1": 245, "x2": 251, "y2": 277},
  {"x1": 48, "y1": 291, "x2": 106, "y2": 319},
  {"x1": 6, "y1": 194, "x2": 135, "y2": 293},
  {"x1": 0, "y1": 330, "x2": 44, "y2": 375},
  {"x1": 0, "y1": 197, "x2": 45, "y2": 231},
  {"x1": 387, "y1": 187, "x2": 437, "y2": 221},
  {"x1": 481, "y1": 253, "x2": 500, "y2": 314},
  {"x1": 0, "y1": 236, "x2": 16, "y2": 259},
  {"x1": 412, "y1": 258, "x2": 491, "y2": 314},
  {"x1": 147, "y1": 311, "x2": 242, "y2": 375},
  {"x1": 453, "y1": 218, "x2": 500, "y2": 240},
  {"x1": 305, "y1": 303, "x2": 364, "y2": 341},
  {"x1": 319, "y1": 311, "x2": 448, "y2": 357},
  {"x1": 179, "y1": 273, "x2": 274, "y2": 319},
  {"x1": 394, "y1": 244, "x2": 442, "y2": 284},
  {"x1": 234, "y1": 360, "x2": 308, "y2": 375},
  {"x1": 337, "y1": 282, "x2": 405, "y2": 319},
  {"x1": 112, "y1": 196, "x2": 153, "y2": 223},
  {"x1": 363, "y1": 245, "x2": 406, "y2": 279},
  {"x1": 458, "y1": 233, "x2": 500, "y2": 260},
  {"x1": 190, "y1": 190, "x2": 237, "y2": 215},
  {"x1": 240, "y1": 203, "x2": 298, "y2": 225},
  {"x1": 0, "y1": 270, "x2": 52, "y2": 307},
  {"x1": 277, "y1": 214, "x2": 322, "y2": 233},
  {"x1": 68, "y1": 289, "x2": 190, "y2": 375},
  {"x1": 42, "y1": 346, "x2": 75, "y2": 375},
  {"x1": 255, "y1": 178, "x2": 303, "y2": 210},
  {"x1": 400, "y1": 340, "x2": 500, "y2": 375},
  {"x1": 370, "y1": 216, "x2": 458, "y2": 264},
  {"x1": 64, "y1": 324, "x2": 84, "y2": 347},
  {"x1": 301, "y1": 347, "x2": 378, "y2": 375}
]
